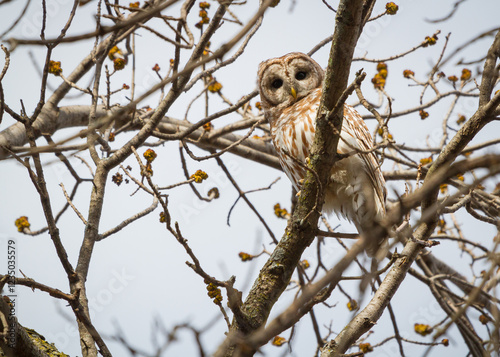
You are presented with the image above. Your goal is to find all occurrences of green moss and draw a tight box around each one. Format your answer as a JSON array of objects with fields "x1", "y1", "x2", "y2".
[
  {"x1": 27, "y1": 328, "x2": 70, "y2": 356},
  {"x1": 0, "y1": 327, "x2": 70, "y2": 357}
]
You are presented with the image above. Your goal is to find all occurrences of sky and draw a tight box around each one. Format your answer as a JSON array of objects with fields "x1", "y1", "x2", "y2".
[{"x1": 1, "y1": 0, "x2": 500, "y2": 356}]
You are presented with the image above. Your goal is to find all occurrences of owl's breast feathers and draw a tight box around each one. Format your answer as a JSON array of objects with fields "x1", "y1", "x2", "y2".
[
  {"x1": 270, "y1": 88, "x2": 319, "y2": 189},
  {"x1": 269, "y1": 88, "x2": 386, "y2": 234}
]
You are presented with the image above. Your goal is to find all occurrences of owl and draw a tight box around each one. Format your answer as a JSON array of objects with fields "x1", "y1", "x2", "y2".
[{"x1": 258, "y1": 52, "x2": 387, "y2": 254}]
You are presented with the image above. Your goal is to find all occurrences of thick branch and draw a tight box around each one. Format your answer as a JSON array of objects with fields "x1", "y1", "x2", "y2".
[
  {"x1": 218, "y1": 1, "x2": 369, "y2": 356},
  {"x1": 324, "y1": 29, "x2": 500, "y2": 357},
  {"x1": 0, "y1": 297, "x2": 50, "y2": 357}
]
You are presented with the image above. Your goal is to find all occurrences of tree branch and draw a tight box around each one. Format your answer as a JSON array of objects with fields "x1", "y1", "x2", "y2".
[{"x1": 217, "y1": 1, "x2": 370, "y2": 356}]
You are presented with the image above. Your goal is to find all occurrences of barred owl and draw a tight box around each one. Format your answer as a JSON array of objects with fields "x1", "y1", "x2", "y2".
[{"x1": 258, "y1": 52, "x2": 386, "y2": 254}]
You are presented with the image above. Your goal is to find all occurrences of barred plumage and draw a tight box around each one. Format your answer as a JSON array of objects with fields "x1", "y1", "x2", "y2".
[{"x1": 258, "y1": 53, "x2": 386, "y2": 254}]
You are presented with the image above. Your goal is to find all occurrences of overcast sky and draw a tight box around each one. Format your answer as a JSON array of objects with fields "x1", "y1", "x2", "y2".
[{"x1": 1, "y1": 1, "x2": 500, "y2": 356}]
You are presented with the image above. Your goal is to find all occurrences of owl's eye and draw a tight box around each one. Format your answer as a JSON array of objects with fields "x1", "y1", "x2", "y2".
[
  {"x1": 295, "y1": 71, "x2": 307, "y2": 80},
  {"x1": 271, "y1": 78, "x2": 283, "y2": 89}
]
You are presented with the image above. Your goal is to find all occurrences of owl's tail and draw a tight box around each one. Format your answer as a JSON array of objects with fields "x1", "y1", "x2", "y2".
[
  {"x1": 322, "y1": 164, "x2": 388, "y2": 258},
  {"x1": 351, "y1": 182, "x2": 388, "y2": 259}
]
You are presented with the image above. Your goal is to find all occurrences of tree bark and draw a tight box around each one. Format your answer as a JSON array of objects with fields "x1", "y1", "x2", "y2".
[
  {"x1": 0, "y1": 297, "x2": 50, "y2": 357},
  {"x1": 215, "y1": 1, "x2": 371, "y2": 356}
]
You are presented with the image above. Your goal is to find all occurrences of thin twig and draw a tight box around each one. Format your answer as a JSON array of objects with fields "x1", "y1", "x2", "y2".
[{"x1": 60, "y1": 183, "x2": 87, "y2": 225}]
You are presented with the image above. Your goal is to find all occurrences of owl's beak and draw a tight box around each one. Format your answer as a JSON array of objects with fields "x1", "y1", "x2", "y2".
[{"x1": 290, "y1": 87, "x2": 297, "y2": 99}]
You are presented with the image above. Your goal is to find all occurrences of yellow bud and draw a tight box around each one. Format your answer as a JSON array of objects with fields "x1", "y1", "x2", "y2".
[
  {"x1": 420, "y1": 157, "x2": 432, "y2": 165},
  {"x1": 385, "y1": 2, "x2": 398, "y2": 15},
  {"x1": 347, "y1": 299, "x2": 358, "y2": 311},
  {"x1": 15, "y1": 216, "x2": 30, "y2": 232},
  {"x1": 414, "y1": 323, "x2": 433, "y2": 336},
  {"x1": 359, "y1": 343, "x2": 373, "y2": 353},
  {"x1": 272, "y1": 336, "x2": 286, "y2": 346},
  {"x1": 48, "y1": 61, "x2": 62, "y2": 76}
]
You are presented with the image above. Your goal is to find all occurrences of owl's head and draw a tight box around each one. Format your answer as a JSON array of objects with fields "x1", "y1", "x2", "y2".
[{"x1": 257, "y1": 52, "x2": 324, "y2": 112}]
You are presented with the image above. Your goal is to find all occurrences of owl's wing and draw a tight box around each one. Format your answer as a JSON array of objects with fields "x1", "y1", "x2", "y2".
[{"x1": 341, "y1": 105, "x2": 387, "y2": 210}]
